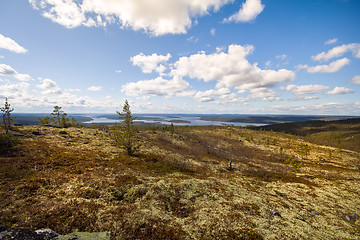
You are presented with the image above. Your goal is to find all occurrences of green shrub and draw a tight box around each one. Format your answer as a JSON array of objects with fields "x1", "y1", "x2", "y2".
[{"x1": 0, "y1": 134, "x2": 20, "y2": 155}]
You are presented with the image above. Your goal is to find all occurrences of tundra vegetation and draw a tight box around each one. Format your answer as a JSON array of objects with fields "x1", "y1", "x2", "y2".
[{"x1": 0, "y1": 101, "x2": 359, "y2": 239}]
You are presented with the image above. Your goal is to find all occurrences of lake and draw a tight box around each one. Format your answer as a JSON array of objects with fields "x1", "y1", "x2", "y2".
[{"x1": 83, "y1": 114, "x2": 267, "y2": 127}]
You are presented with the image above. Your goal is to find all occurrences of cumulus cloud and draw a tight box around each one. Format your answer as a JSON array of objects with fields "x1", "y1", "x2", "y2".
[
  {"x1": 0, "y1": 34, "x2": 28, "y2": 54},
  {"x1": 298, "y1": 58, "x2": 350, "y2": 73},
  {"x1": 312, "y1": 43, "x2": 360, "y2": 62},
  {"x1": 0, "y1": 82, "x2": 30, "y2": 99},
  {"x1": 131, "y1": 52, "x2": 171, "y2": 74},
  {"x1": 121, "y1": 76, "x2": 194, "y2": 97},
  {"x1": 171, "y1": 44, "x2": 295, "y2": 90},
  {"x1": 0, "y1": 64, "x2": 32, "y2": 81},
  {"x1": 247, "y1": 88, "x2": 280, "y2": 102},
  {"x1": 325, "y1": 38, "x2": 338, "y2": 45},
  {"x1": 210, "y1": 28, "x2": 216, "y2": 36},
  {"x1": 327, "y1": 87, "x2": 354, "y2": 95},
  {"x1": 351, "y1": 75, "x2": 360, "y2": 85},
  {"x1": 272, "y1": 102, "x2": 360, "y2": 115},
  {"x1": 281, "y1": 84, "x2": 330, "y2": 95},
  {"x1": 87, "y1": 85, "x2": 102, "y2": 91},
  {"x1": 224, "y1": 0, "x2": 264, "y2": 23},
  {"x1": 37, "y1": 78, "x2": 62, "y2": 94},
  {"x1": 29, "y1": 0, "x2": 232, "y2": 36},
  {"x1": 275, "y1": 54, "x2": 287, "y2": 60},
  {"x1": 293, "y1": 96, "x2": 319, "y2": 101},
  {"x1": 194, "y1": 88, "x2": 240, "y2": 103}
]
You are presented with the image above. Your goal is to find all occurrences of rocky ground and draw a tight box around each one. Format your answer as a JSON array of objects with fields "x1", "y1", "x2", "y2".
[{"x1": 0, "y1": 125, "x2": 359, "y2": 239}]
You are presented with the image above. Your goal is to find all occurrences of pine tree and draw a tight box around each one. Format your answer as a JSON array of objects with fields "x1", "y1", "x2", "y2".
[
  {"x1": 51, "y1": 106, "x2": 64, "y2": 126},
  {"x1": 115, "y1": 100, "x2": 140, "y2": 155},
  {"x1": 1, "y1": 98, "x2": 15, "y2": 134}
]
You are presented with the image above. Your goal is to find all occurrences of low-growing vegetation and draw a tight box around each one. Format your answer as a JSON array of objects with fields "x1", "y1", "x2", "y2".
[{"x1": 1, "y1": 120, "x2": 359, "y2": 239}]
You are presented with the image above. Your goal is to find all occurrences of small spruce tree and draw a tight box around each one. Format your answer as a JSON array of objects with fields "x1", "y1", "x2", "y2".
[
  {"x1": 115, "y1": 100, "x2": 140, "y2": 155},
  {"x1": 169, "y1": 123, "x2": 175, "y2": 135},
  {"x1": 1, "y1": 98, "x2": 15, "y2": 134}
]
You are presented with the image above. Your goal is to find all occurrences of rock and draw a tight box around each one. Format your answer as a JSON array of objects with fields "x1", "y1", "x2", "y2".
[
  {"x1": 59, "y1": 131, "x2": 68, "y2": 134},
  {"x1": 345, "y1": 214, "x2": 358, "y2": 223},
  {"x1": 0, "y1": 227, "x2": 56, "y2": 240},
  {"x1": 350, "y1": 166, "x2": 359, "y2": 170},
  {"x1": 35, "y1": 229, "x2": 58, "y2": 239},
  {"x1": 0, "y1": 225, "x2": 110, "y2": 240},
  {"x1": 32, "y1": 131, "x2": 41, "y2": 135},
  {"x1": 271, "y1": 209, "x2": 281, "y2": 217},
  {"x1": 311, "y1": 209, "x2": 319, "y2": 215}
]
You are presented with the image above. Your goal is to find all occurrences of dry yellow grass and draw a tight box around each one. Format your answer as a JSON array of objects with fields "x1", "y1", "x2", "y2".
[{"x1": 0, "y1": 125, "x2": 359, "y2": 239}]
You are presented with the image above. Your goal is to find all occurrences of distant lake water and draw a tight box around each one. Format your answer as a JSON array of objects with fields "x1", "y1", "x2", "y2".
[{"x1": 83, "y1": 114, "x2": 266, "y2": 127}]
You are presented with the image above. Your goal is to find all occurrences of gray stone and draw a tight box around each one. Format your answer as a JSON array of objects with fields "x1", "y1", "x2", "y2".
[
  {"x1": 345, "y1": 214, "x2": 358, "y2": 223},
  {"x1": 271, "y1": 209, "x2": 281, "y2": 217},
  {"x1": 311, "y1": 209, "x2": 319, "y2": 215},
  {"x1": 0, "y1": 225, "x2": 110, "y2": 240}
]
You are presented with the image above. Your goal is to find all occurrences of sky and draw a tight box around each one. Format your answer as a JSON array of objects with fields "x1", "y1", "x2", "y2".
[{"x1": 0, "y1": 0, "x2": 359, "y2": 115}]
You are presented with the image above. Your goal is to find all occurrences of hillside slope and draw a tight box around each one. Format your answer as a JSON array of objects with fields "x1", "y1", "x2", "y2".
[
  {"x1": 252, "y1": 118, "x2": 360, "y2": 153},
  {"x1": 1, "y1": 125, "x2": 359, "y2": 239}
]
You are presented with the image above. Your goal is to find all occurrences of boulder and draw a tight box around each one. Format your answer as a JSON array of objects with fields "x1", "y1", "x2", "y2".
[{"x1": 0, "y1": 225, "x2": 111, "y2": 240}]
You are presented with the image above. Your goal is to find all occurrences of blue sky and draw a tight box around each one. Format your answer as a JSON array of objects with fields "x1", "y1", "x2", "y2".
[{"x1": 0, "y1": 0, "x2": 359, "y2": 114}]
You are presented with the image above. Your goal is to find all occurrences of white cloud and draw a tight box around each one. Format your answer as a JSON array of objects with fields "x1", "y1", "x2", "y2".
[
  {"x1": 37, "y1": 78, "x2": 62, "y2": 94},
  {"x1": 65, "y1": 88, "x2": 81, "y2": 92},
  {"x1": 264, "y1": 60, "x2": 271, "y2": 67},
  {"x1": 0, "y1": 82, "x2": 30, "y2": 99},
  {"x1": 195, "y1": 88, "x2": 232, "y2": 102},
  {"x1": 272, "y1": 102, "x2": 360, "y2": 115},
  {"x1": 210, "y1": 28, "x2": 216, "y2": 36},
  {"x1": 247, "y1": 88, "x2": 280, "y2": 102},
  {"x1": 131, "y1": 52, "x2": 171, "y2": 75},
  {"x1": 275, "y1": 54, "x2": 287, "y2": 60},
  {"x1": 87, "y1": 85, "x2": 102, "y2": 91},
  {"x1": 327, "y1": 87, "x2": 354, "y2": 95},
  {"x1": 121, "y1": 76, "x2": 194, "y2": 97},
  {"x1": 351, "y1": 75, "x2": 360, "y2": 85},
  {"x1": 293, "y1": 96, "x2": 319, "y2": 101},
  {"x1": 312, "y1": 43, "x2": 360, "y2": 62},
  {"x1": 325, "y1": 38, "x2": 338, "y2": 45},
  {"x1": 115, "y1": 70, "x2": 122, "y2": 73},
  {"x1": 0, "y1": 56, "x2": 4, "y2": 59},
  {"x1": 298, "y1": 58, "x2": 350, "y2": 73},
  {"x1": 0, "y1": 34, "x2": 28, "y2": 54},
  {"x1": 0, "y1": 64, "x2": 32, "y2": 81},
  {"x1": 171, "y1": 44, "x2": 295, "y2": 90},
  {"x1": 281, "y1": 84, "x2": 330, "y2": 95},
  {"x1": 30, "y1": 0, "x2": 232, "y2": 36},
  {"x1": 224, "y1": 0, "x2": 264, "y2": 23},
  {"x1": 187, "y1": 36, "x2": 199, "y2": 43}
]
